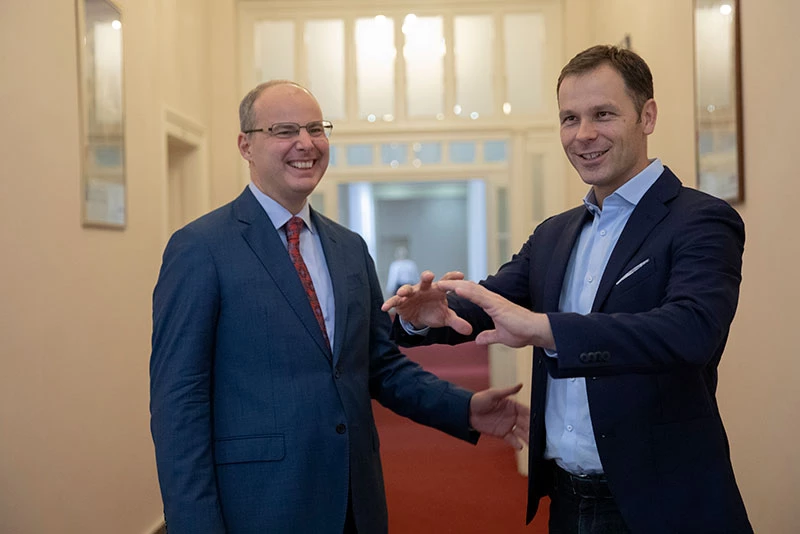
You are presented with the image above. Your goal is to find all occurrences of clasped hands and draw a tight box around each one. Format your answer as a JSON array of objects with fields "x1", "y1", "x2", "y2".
[{"x1": 381, "y1": 270, "x2": 555, "y2": 350}]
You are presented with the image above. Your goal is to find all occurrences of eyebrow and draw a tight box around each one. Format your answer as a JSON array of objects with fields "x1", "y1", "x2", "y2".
[{"x1": 559, "y1": 103, "x2": 620, "y2": 119}]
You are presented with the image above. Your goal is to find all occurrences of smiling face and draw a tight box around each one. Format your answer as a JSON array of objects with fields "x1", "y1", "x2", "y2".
[
  {"x1": 558, "y1": 64, "x2": 657, "y2": 205},
  {"x1": 237, "y1": 83, "x2": 329, "y2": 213}
]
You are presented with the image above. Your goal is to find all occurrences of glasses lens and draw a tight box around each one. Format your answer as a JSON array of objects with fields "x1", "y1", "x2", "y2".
[
  {"x1": 270, "y1": 123, "x2": 300, "y2": 138},
  {"x1": 305, "y1": 122, "x2": 326, "y2": 137}
]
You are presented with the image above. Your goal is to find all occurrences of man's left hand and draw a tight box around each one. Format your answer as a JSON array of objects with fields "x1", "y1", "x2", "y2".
[{"x1": 469, "y1": 384, "x2": 530, "y2": 450}]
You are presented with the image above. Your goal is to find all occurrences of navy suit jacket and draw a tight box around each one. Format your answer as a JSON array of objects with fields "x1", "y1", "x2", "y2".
[
  {"x1": 150, "y1": 187, "x2": 477, "y2": 533},
  {"x1": 394, "y1": 168, "x2": 752, "y2": 533}
]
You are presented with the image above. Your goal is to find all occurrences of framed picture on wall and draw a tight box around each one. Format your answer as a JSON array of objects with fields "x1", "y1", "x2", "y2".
[
  {"x1": 76, "y1": 0, "x2": 127, "y2": 228},
  {"x1": 693, "y1": 0, "x2": 744, "y2": 204}
]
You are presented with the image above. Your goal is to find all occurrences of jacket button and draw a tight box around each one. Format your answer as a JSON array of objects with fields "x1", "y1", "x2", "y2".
[
  {"x1": 336, "y1": 424, "x2": 346, "y2": 434},
  {"x1": 334, "y1": 368, "x2": 341, "y2": 379}
]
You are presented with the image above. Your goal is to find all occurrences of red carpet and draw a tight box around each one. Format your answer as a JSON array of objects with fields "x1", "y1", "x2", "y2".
[{"x1": 374, "y1": 342, "x2": 549, "y2": 533}]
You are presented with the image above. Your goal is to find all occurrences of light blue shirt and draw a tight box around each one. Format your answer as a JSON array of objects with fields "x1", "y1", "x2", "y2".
[
  {"x1": 248, "y1": 183, "x2": 335, "y2": 348},
  {"x1": 544, "y1": 159, "x2": 663, "y2": 475}
]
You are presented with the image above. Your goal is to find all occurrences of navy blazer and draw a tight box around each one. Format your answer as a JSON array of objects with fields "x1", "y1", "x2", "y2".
[
  {"x1": 150, "y1": 187, "x2": 477, "y2": 533},
  {"x1": 394, "y1": 168, "x2": 752, "y2": 533}
]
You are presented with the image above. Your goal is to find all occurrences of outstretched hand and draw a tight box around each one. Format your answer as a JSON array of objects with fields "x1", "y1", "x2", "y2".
[
  {"x1": 381, "y1": 271, "x2": 473, "y2": 335},
  {"x1": 469, "y1": 383, "x2": 530, "y2": 450},
  {"x1": 436, "y1": 279, "x2": 555, "y2": 350}
]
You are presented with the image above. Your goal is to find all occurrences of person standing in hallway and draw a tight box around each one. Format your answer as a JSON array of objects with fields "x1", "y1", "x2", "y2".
[
  {"x1": 149, "y1": 80, "x2": 530, "y2": 534},
  {"x1": 383, "y1": 45, "x2": 752, "y2": 533},
  {"x1": 385, "y1": 245, "x2": 420, "y2": 298}
]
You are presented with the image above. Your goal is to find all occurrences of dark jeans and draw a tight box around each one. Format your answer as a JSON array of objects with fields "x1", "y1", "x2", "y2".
[{"x1": 548, "y1": 464, "x2": 631, "y2": 534}]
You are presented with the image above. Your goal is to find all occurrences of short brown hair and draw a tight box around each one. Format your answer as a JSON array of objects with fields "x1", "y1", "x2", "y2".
[
  {"x1": 238, "y1": 80, "x2": 309, "y2": 132},
  {"x1": 557, "y1": 45, "x2": 654, "y2": 116}
]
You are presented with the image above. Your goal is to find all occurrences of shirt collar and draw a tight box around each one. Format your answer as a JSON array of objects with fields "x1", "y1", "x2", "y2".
[
  {"x1": 248, "y1": 182, "x2": 314, "y2": 233},
  {"x1": 583, "y1": 158, "x2": 664, "y2": 212}
]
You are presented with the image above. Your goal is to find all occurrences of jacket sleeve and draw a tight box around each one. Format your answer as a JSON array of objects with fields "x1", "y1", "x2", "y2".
[
  {"x1": 356, "y1": 237, "x2": 479, "y2": 444},
  {"x1": 150, "y1": 226, "x2": 226, "y2": 533},
  {"x1": 548, "y1": 199, "x2": 745, "y2": 377}
]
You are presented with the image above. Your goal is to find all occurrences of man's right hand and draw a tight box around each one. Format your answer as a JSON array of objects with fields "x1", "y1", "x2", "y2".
[{"x1": 381, "y1": 271, "x2": 473, "y2": 335}]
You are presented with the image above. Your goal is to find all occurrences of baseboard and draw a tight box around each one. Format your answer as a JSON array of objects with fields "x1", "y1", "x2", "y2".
[{"x1": 147, "y1": 518, "x2": 166, "y2": 534}]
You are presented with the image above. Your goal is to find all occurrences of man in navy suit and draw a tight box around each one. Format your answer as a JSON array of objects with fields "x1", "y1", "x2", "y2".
[
  {"x1": 149, "y1": 80, "x2": 530, "y2": 533},
  {"x1": 384, "y1": 46, "x2": 752, "y2": 533}
]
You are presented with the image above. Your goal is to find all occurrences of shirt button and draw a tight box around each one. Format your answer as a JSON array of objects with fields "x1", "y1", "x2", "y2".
[
  {"x1": 336, "y1": 424, "x2": 346, "y2": 434},
  {"x1": 570, "y1": 377, "x2": 576, "y2": 382},
  {"x1": 600, "y1": 229, "x2": 607, "y2": 236},
  {"x1": 587, "y1": 275, "x2": 594, "y2": 283},
  {"x1": 566, "y1": 425, "x2": 574, "y2": 432}
]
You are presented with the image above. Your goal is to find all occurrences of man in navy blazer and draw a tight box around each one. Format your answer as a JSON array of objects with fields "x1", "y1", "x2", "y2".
[
  {"x1": 149, "y1": 81, "x2": 530, "y2": 533},
  {"x1": 384, "y1": 46, "x2": 752, "y2": 533}
]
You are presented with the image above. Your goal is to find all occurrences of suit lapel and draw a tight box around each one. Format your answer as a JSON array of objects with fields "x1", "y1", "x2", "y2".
[
  {"x1": 591, "y1": 169, "x2": 680, "y2": 311},
  {"x1": 312, "y1": 211, "x2": 348, "y2": 366},
  {"x1": 543, "y1": 207, "x2": 592, "y2": 312},
  {"x1": 234, "y1": 189, "x2": 332, "y2": 360}
]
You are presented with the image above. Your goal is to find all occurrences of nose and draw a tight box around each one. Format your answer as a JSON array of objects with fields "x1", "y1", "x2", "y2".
[
  {"x1": 294, "y1": 128, "x2": 315, "y2": 149},
  {"x1": 576, "y1": 120, "x2": 597, "y2": 141}
]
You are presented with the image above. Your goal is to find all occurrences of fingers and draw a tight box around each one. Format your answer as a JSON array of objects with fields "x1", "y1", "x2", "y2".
[
  {"x1": 439, "y1": 271, "x2": 465, "y2": 282},
  {"x1": 381, "y1": 296, "x2": 398, "y2": 312},
  {"x1": 503, "y1": 419, "x2": 530, "y2": 450},
  {"x1": 437, "y1": 279, "x2": 493, "y2": 308},
  {"x1": 446, "y1": 313, "x2": 474, "y2": 336},
  {"x1": 418, "y1": 270, "x2": 436, "y2": 290},
  {"x1": 504, "y1": 431, "x2": 525, "y2": 451}
]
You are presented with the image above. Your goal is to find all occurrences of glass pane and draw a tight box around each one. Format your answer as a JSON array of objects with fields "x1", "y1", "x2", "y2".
[
  {"x1": 356, "y1": 17, "x2": 396, "y2": 120},
  {"x1": 484, "y1": 140, "x2": 508, "y2": 162},
  {"x1": 381, "y1": 143, "x2": 408, "y2": 166},
  {"x1": 329, "y1": 145, "x2": 339, "y2": 167},
  {"x1": 347, "y1": 145, "x2": 374, "y2": 166},
  {"x1": 504, "y1": 14, "x2": 546, "y2": 115},
  {"x1": 497, "y1": 186, "x2": 509, "y2": 264},
  {"x1": 531, "y1": 153, "x2": 545, "y2": 221},
  {"x1": 254, "y1": 21, "x2": 295, "y2": 82},
  {"x1": 305, "y1": 19, "x2": 346, "y2": 120},
  {"x1": 449, "y1": 141, "x2": 476, "y2": 164},
  {"x1": 403, "y1": 15, "x2": 444, "y2": 117},
  {"x1": 413, "y1": 142, "x2": 442, "y2": 165},
  {"x1": 454, "y1": 16, "x2": 494, "y2": 119}
]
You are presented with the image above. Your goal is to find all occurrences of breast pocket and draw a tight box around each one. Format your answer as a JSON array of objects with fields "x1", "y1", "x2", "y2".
[{"x1": 613, "y1": 257, "x2": 656, "y2": 295}]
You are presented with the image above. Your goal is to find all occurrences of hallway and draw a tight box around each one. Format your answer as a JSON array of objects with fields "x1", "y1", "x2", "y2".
[{"x1": 374, "y1": 343, "x2": 549, "y2": 533}]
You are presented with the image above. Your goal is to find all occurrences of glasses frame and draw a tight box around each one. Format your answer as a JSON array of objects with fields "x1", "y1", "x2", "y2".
[{"x1": 243, "y1": 120, "x2": 333, "y2": 139}]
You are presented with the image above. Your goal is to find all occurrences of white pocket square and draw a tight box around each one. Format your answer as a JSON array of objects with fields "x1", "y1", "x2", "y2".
[{"x1": 616, "y1": 258, "x2": 650, "y2": 286}]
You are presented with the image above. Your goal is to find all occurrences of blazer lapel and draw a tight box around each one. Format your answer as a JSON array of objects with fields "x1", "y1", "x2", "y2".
[
  {"x1": 312, "y1": 211, "x2": 348, "y2": 366},
  {"x1": 543, "y1": 207, "x2": 592, "y2": 312},
  {"x1": 591, "y1": 169, "x2": 680, "y2": 311},
  {"x1": 234, "y1": 189, "x2": 332, "y2": 360}
]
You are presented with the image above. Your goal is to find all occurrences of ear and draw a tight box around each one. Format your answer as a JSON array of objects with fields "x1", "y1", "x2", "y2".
[
  {"x1": 237, "y1": 132, "x2": 252, "y2": 162},
  {"x1": 640, "y1": 99, "x2": 657, "y2": 135}
]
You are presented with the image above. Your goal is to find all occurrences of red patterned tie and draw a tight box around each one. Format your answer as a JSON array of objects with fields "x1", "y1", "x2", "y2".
[{"x1": 285, "y1": 216, "x2": 330, "y2": 348}]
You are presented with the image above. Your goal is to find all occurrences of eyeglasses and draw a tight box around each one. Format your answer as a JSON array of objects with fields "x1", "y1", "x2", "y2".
[{"x1": 243, "y1": 120, "x2": 333, "y2": 139}]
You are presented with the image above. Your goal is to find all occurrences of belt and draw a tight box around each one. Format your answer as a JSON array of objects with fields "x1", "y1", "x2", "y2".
[{"x1": 552, "y1": 463, "x2": 614, "y2": 499}]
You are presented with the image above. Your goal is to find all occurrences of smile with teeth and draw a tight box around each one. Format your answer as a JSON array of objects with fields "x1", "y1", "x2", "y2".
[
  {"x1": 288, "y1": 160, "x2": 314, "y2": 169},
  {"x1": 579, "y1": 149, "x2": 609, "y2": 160}
]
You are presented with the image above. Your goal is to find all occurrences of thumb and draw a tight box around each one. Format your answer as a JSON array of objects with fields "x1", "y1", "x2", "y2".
[
  {"x1": 475, "y1": 329, "x2": 500, "y2": 345},
  {"x1": 446, "y1": 312, "x2": 474, "y2": 336},
  {"x1": 487, "y1": 383, "x2": 523, "y2": 400}
]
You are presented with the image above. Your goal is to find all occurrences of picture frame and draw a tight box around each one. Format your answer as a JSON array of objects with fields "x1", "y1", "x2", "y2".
[
  {"x1": 76, "y1": 0, "x2": 126, "y2": 228},
  {"x1": 693, "y1": 0, "x2": 744, "y2": 204}
]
